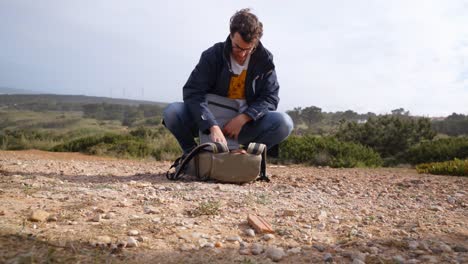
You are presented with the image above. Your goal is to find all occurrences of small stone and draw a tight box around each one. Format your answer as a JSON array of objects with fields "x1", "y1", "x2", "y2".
[
  {"x1": 439, "y1": 243, "x2": 453, "y2": 252},
  {"x1": 282, "y1": 209, "x2": 295, "y2": 216},
  {"x1": 128, "y1": 230, "x2": 139, "y2": 236},
  {"x1": 318, "y1": 210, "x2": 328, "y2": 222},
  {"x1": 317, "y1": 222, "x2": 326, "y2": 231},
  {"x1": 266, "y1": 246, "x2": 285, "y2": 262},
  {"x1": 144, "y1": 206, "x2": 158, "y2": 214},
  {"x1": 408, "y1": 241, "x2": 419, "y2": 250},
  {"x1": 226, "y1": 236, "x2": 241, "y2": 242},
  {"x1": 47, "y1": 215, "x2": 58, "y2": 222},
  {"x1": 429, "y1": 206, "x2": 443, "y2": 212},
  {"x1": 352, "y1": 260, "x2": 365, "y2": 264},
  {"x1": 393, "y1": 255, "x2": 405, "y2": 264},
  {"x1": 29, "y1": 210, "x2": 50, "y2": 222},
  {"x1": 202, "y1": 242, "x2": 214, "y2": 248},
  {"x1": 251, "y1": 243, "x2": 263, "y2": 255},
  {"x1": 313, "y1": 244, "x2": 325, "y2": 252},
  {"x1": 324, "y1": 253, "x2": 333, "y2": 262},
  {"x1": 287, "y1": 247, "x2": 301, "y2": 254},
  {"x1": 239, "y1": 248, "x2": 250, "y2": 255},
  {"x1": 368, "y1": 247, "x2": 379, "y2": 254},
  {"x1": 137, "y1": 236, "x2": 148, "y2": 242},
  {"x1": 152, "y1": 217, "x2": 161, "y2": 223},
  {"x1": 263, "y1": 234, "x2": 275, "y2": 241},
  {"x1": 352, "y1": 252, "x2": 367, "y2": 262},
  {"x1": 215, "y1": 241, "x2": 223, "y2": 248},
  {"x1": 103, "y1": 212, "x2": 116, "y2": 219},
  {"x1": 244, "y1": 228, "x2": 255, "y2": 237},
  {"x1": 0, "y1": 210, "x2": 5, "y2": 216},
  {"x1": 419, "y1": 255, "x2": 438, "y2": 263},
  {"x1": 126, "y1": 237, "x2": 139, "y2": 248},
  {"x1": 453, "y1": 245, "x2": 467, "y2": 252},
  {"x1": 91, "y1": 214, "x2": 101, "y2": 222},
  {"x1": 95, "y1": 235, "x2": 112, "y2": 245}
]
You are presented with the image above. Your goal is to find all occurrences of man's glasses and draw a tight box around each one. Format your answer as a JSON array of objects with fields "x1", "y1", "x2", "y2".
[{"x1": 232, "y1": 42, "x2": 256, "y2": 54}]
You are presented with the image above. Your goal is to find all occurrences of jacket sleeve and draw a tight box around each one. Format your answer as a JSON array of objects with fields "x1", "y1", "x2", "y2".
[
  {"x1": 183, "y1": 50, "x2": 218, "y2": 134},
  {"x1": 243, "y1": 69, "x2": 280, "y2": 121}
]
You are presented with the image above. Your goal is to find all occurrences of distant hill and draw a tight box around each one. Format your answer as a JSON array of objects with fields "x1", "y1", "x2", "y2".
[
  {"x1": 0, "y1": 87, "x2": 43, "y2": 95},
  {"x1": 0, "y1": 94, "x2": 167, "y2": 108}
]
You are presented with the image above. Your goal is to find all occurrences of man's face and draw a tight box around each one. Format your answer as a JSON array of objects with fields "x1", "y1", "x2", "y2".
[{"x1": 230, "y1": 32, "x2": 256, "y2": 65}]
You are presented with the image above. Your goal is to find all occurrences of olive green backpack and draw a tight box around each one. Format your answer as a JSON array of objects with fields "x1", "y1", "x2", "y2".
[{"x1": 166, "y1": 142, "x2": 269, "y2": 183}]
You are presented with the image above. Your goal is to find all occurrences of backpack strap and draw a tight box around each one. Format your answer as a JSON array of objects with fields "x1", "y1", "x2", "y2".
[
  {"x1": 246, "y1": 143, "x2": 270, "y2": 182},
  {"x1": 167, "y1": 142, "x2": 229, "y2": 181}
]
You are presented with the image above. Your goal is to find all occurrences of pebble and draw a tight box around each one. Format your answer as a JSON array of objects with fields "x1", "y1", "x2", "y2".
[
  {"x1": 28, "y1": 210, "x2": 50, "y2": 222},
  {"x1": 47, "y1": 215, "x2": 58, "y2": 222},
  {"x1": 318, "y1": 210, "x2": 328, "y2": 222},
  {"x1": 91, "y1": 214, "x2": 101, "y2": 222},
  {"x1": 352, "y1": 252, "x2": 367, "y2": 262},
  {"x1": 287, "y1": 247, "x2": 301, "y2": 254},
  {"x1": 313, "y1": 244, "x2": 325, "y2": 252},
  {"x1": 244, "y1": 228, "x2": 255, "y2": 237},
  {"x1": 368, "y1": 247, "x2": 379, "y2": 254},
  {"x1": 324, "y1": 253, "x2": 333, "y2": 262},
  {"x1": 266, "y1": 246, "x2": 285, "y2": 262},
  {"x1": 408, "y1": 241, "x2": 419, "y2": 250},
  {"x1": 239, "y1": 248, "x2": 250, "y2": 255},
  {"x1": 317, "y1": 222, "x2": 326, "y2": 231},
  {"x1": 251, "y1": 243, "x2": 263, "y2": 255},
  {"x1": 93, "y1": 235, "x2": 112, "y2": 245},
  {"x1": 419, "y1": 255, "x2": 438, "y2": 263},
  {"x1": 393, "y1": 255, "x2": 405, "y2": 264},
  {"x1": 263, "y1": 234, "x2": 275, "y2": 241},
  {"x1": 439, "y1": 243, "x2": 452, "y2": 252},
  {"x1": 144, "y1": 206, "x2": 158, "y2": 214},
  {"x1": 103, "y1": 212, "x2": 116, "y2": 219},
  {"x1": 201, "y1": 242, "x2": 214, "y2": 248},
  {"x1": 453, "y1": 245, "x2": 467, "y2": 252},
  {"x1": 352, "y1": 260, "x2": 365, "y2": 264},
  {"x1": 215, "y1": 241, "x2": 223, "y2": 248},
  {"x1": 282, "y1": 209, "x2": 295, "y2": 216},
  {"x1": 128, "y1": 230, "x2": 139, "y2": 236},
  {"x1": 126, "y1": 237, "x2": 139, "y2": 248},
  {"x1": 429, "y1": 206, "x2": 443, "y2": 212},
  {"x1": 226, "y1": 236, "x2": 242, "y2": 242}
]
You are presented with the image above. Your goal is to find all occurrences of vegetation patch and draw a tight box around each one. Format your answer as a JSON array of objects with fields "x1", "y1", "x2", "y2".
[
  {"x1": 416, "y1": 159, "x2": 468, "y2": 177},
  {"x1": 279, "y1": 135, "x2": 383, "y2": 168}
]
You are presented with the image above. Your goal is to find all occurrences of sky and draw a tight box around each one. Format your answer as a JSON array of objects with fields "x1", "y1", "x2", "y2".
[{"x1": 1, "y1": 0, "x2": 467, "y2": 117}]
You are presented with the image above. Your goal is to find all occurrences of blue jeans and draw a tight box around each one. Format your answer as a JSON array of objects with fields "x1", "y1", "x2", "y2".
[{"x1": 163, "y1": 102, "x2": 294, "y2": 154}]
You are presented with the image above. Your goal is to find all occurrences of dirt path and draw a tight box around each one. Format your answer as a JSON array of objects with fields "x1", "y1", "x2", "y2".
[{"x1": 0, "y1": 150, "x2": 466, "y2": 263}]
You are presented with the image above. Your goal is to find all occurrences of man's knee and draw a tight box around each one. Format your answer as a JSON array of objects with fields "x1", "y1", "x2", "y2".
[
  {"x1": 163, "y1": 102, "x2": 184, "y2": 129},
  {"x1": 271, "y1": 112, "x2": 294, "y2": 139}
]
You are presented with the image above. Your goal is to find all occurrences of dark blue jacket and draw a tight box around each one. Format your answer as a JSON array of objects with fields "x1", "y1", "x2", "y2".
[{"x1": 183, "y1": 36, "x2": 280, "y2": 134}]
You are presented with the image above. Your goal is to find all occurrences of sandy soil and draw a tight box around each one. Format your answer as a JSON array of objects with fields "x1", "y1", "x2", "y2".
[{"x1": 0, "y1": 150, "x2": 466, "y2": 263}]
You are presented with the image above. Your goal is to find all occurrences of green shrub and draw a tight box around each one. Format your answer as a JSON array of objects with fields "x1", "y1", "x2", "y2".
[
  {"x1": 416, "y1": 159, "x2": 468, "y2": 177},
  {"x1": 279, "y1": 135, "x2": 383, "y2": 168},
  {"x1": 406, "y1": 137, "x2": 468, "y2": 164},
  {"x1": 336, "y1": 115, "x2": 436, "y2": 165}
]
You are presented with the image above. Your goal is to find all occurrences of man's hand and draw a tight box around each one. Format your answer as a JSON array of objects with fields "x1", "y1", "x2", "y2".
[
  {"x1": 209, "y1": 125, "x2": 227, "y2": 145},
  {"x1": 223, "y1": 114, "x2": 252, "y2": 140}
]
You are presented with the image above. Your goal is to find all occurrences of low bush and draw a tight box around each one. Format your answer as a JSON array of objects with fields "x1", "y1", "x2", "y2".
[
  {"x1": 279, "y1": 135, "x2": 383, "y2": 168},
  {"x1": 416, "y1": 159, "x2": 468, "y2": 177},
  {"x1": 406, "y1": 137, "x2": 468, "y2": 164}
]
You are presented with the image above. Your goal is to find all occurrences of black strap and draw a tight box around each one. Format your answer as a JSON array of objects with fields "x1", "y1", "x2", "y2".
[
  {"x1": 258, "y1": 145, "x2": 270, "y2": 182},
  {"x1": 167, "y1": 142, "x2": 229, "y2": 181}
]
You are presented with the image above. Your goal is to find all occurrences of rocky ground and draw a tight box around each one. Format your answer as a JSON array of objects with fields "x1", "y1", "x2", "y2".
[{"x1": 0, "y1": 150, "x2": 466, "y2": 263}]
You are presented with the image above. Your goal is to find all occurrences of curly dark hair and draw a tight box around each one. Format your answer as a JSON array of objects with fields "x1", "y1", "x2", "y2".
[{"x1": 229, "y1": 8, "x2": 263, "y2": 44}]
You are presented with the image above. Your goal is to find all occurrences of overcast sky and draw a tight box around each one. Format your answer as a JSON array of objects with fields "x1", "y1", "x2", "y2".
[{"x1": 1, "y1": 0, "x2": 467, "y2": 116}]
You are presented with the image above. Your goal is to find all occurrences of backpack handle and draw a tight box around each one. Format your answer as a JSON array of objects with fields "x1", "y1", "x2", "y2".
[{"x1": 167, "y1": 142, "x2": 229, "y2": 181}]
